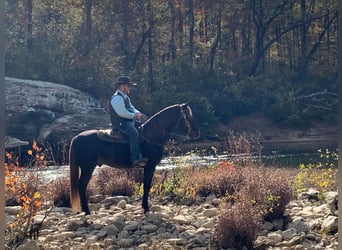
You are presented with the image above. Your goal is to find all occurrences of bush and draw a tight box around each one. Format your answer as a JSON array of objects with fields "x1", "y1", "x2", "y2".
[
  {"x1": 185, "y1": 161, "x2": 244, "y2": 198},
  {"x1": 5, "y1": 163, "x2": 45, "y2": 248},
  {"x1": 293, "y1": 149, "x2": 338, "y2": 199},
  {"x1": 49, "y1": 176, "x2": 70, "y2": 207},
  {"x1": 216, "y1": 200, "x2": 262, "y2": 249},
  {"x1": 93, "y1": 167, "x2": 138, "y2": 197},
  {"x1": 238, "y1": 166, "x2": 294, "y2": 220}
]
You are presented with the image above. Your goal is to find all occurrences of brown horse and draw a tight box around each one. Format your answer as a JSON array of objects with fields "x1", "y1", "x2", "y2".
[{"x1": 69, "y1": 103, "x2": 200, "y2": 214}]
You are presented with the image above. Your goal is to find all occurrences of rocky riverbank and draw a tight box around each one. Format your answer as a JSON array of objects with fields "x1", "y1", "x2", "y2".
[{"x1": 5, "y1": 189, "x2": 338, "y2": 250}]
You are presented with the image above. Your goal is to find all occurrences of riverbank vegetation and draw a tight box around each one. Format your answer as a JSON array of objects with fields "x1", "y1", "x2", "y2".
[{"x1": 5, "y1": 135, "x2": 337, "y2": 248}]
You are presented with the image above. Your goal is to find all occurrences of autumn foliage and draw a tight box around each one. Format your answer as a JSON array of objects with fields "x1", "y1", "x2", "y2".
[{"x1": 5, "y1": 141, "x2": 46, "y2": 248}]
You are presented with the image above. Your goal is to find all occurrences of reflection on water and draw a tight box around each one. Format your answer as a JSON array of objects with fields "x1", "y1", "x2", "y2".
[
  {"x1": 160, "y1": 152, "x2": 325, "y2": 169},
  {"x1": 261, "y1": 151, "x2": 322, "y2": 167}
]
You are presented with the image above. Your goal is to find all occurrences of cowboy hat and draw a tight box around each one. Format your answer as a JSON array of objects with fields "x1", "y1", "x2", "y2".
[{"x1": 115, "y1": 76, "x2": 137, "y2": 86}]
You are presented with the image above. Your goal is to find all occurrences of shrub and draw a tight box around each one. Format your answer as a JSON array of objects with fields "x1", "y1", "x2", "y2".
[
  {"x1": 292, "y1": 148, "x2": 338, "y2": 199},
  {"x1": 216, "y1": 200, "x2": 262, "y2": 249},
  {"x1": 5, "y1": 142, "x2": 60, "y2": 248},
  {"x1": 49, "y1": 176, "x2": 70, "y2": 207},
  {"x1": 147, "y1": 166, "x2": 189, "y2": 202},
  {"x1": 186, "y1": 161, "x2": 244, "y2": 198},
  {"x1": 238, "y1": 166, "x2": 294, "y2": 220},
  {"x1": 148, "y1": 161, "x2": 245, "y2": 205},
  {"x1": 218, "y1": 131, "x2": 264, "y2": 169},
  {"x1": 93, "y1": 167, "x2": 137, "y2": 197},
  {"x1": 5, "y1": 163, "x2": 45, "y2": 248},
  {"x1": 215, "y1": 164, "x2": 293, "y2": 248}
]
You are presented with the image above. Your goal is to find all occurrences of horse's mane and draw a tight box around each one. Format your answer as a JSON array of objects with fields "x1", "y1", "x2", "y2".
[{"x1": 142, "y1": 104, "x2": 180, "y2": 126}]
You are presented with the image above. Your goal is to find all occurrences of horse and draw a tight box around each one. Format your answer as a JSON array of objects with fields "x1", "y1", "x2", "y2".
[{"x1": 69, "y1": 103, "x2": 200, "y2": 215}]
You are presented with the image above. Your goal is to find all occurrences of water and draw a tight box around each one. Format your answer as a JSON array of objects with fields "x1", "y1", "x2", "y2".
[
  {"x1": 32, "y1": 151, "x2": 329, "y2": 182},
  {"x1": 261, "y1": 151, "x2": 322, "y2": 167},
  {"x1": 160, "y1": 151, "x2": 323, "y2": 169}
]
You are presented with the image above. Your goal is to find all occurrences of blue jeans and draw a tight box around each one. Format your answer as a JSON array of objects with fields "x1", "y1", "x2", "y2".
[{"x1": 117, "y1": 121, "x2": 140, "y2": 164}]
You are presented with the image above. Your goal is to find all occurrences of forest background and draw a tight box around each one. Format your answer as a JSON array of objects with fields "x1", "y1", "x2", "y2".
[{"x1": 5, "y1": 0, "x2": 338, "y2": 137}]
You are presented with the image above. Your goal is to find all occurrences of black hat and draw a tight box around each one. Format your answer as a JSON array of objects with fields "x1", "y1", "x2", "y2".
[{"x1": 115, "y1": 76, "x2": 137, "y2": 86}]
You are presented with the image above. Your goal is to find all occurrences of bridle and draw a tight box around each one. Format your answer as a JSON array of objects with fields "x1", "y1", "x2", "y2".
[
  {"x1": 178, "y1": 105, "x2": 192, "y2": 139},
  {"x1": 140, "y1": 104, "x2": 193, "y2": 146}
]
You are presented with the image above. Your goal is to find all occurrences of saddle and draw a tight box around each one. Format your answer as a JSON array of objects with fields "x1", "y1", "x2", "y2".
[{"x1": 97, "y1": 129, "x2": 128, "y2": 144}]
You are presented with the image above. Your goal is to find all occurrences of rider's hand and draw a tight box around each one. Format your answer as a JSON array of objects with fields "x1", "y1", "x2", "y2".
[{"x1": 135, "y1": 112, "x2": 143, "y2": 121}]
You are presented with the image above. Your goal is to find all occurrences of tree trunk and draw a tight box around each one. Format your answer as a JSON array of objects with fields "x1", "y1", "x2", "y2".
[
  {"x1": 27, "y1": 0, "x2": 33, "y2": 50},
  {"x1": 147, "y1": 0, "x2": 154, "y2": 89},
  {"x1": 297, "y1": 11, "x2": 337, "y2": 80},
  {"x1": 84, "y1": 0, "x2": 92, "y2": 56},
  {"x1": 120, "y1": 0, "x2": 130, "y2": 72},
  {"x1": 188, "y1": 0, "x2": 194, "y2": 65},
  {"x1": 209, "y1": 10, "x2": 221, "y2": 76},
  {"x1": 168, "y1": 0, "x2": 177, "y2": 61}
]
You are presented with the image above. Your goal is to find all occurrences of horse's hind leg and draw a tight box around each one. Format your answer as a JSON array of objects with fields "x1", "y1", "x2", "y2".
[{"x1": 78, "y1": 164, "x2": 96, "y2": 215}]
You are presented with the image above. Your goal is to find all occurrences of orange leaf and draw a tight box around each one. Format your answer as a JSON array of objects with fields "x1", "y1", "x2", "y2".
[{"x1": 34, "y1": 200, "x2": 42, "y2": 208}]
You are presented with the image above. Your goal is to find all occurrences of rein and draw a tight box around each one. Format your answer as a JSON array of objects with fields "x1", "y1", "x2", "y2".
[{"x1": 140, "y1": 105, "x2": 192, "y2": 147}]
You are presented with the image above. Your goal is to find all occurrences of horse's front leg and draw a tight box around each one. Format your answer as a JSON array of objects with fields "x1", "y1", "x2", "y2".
[{"x1": 142, "y1": 165, "x2": 156, "y2": 213}]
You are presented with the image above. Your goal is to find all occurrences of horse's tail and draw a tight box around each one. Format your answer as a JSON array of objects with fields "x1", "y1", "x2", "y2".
[{"x1": 69, "y1": 137, "x2": 81, "y2": 213}]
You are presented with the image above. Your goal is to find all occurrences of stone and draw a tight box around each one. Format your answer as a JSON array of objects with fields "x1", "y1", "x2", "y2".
[
  {"x1": 288, "y1": 217, "x2": 309, "y2": 233},
  {"x1": 66, "y1": 220, "x2": 85, "y2": 231},
  {"x1": 205, "y1": 193, "x2": 216, "y2": 203},
  {"x1": 272, "y1": 218, "x2": 284, "y2": 230},
  {"x1": 102, "y1": 224, "x2": 119, "y2": 235},
  {"x1": 17, "y1": 240, "x2": 40, "y2": 250},
  {"x1": 321, "y1": 216, "x2": 338, "y2": 234},
  {"x1": 324, "y1": 191, "x2": 338, "y2": 214},
  {"x1": 118, "y1": 238, "x2": 135, "y2": 248},
  {"x1": 89, "y1": 194, "x2": 104, "y2": 203},
  {"x1": 5, "y1": 206, "x2": 22, "y2": 215},
  {"x1": 4, "y1": 189, "x2": 338, "y2": 250},
  {"x1": 55, "y1": 231, "x2": 75, "y2": 241},
  {"x1": 5, "y1": 77, "x2": 110, "y2": 146},
  {"x1": 267, "y1": 231, "x2": 283, "y2": 244},
  {"x1": 191, "y1": 235, "x2": 208, "y2": 247},
  {"x1": 146, "y1": 212, "x2": 162, "y2": 224},
  {"x1": 85, "y1": 235, "x2": 98, "y2": 244},
  {"x1": 102, "y1": 196, "x2": 130, "y2": 205},
  {"x1": 263, "y1": 221, "x2": 274, "y2": 231},
  {"x1": 97, "y1": 229, "x2": 108, "y2": 239},
  {"x1": 123, "y1": 221, "x2": 139, "y2": 231},
  {"x1": 167, "y1": 238, "x2": 187, "y2": 246},
  {"x1": 298, "y1": 189, "x2": 319, "y2": 201},
  {"x1": 173, "y1": 215, "x2": 191, "y2": 225},
  {"x1": 281, "y1": 228, "x2": 297, "y2": 241},
  {"x1": 212, "y1": 198, "x2": 221, "y2": 206},
  {"x1": 141, "y1": 224, "x2": 158, "y2": 233},
  {"x1": 104, "y1": 214, "x2": 125, "y2": 230},
  {"x1": 117, "y1": 200, "x2": 127, "y2": 209},
  {"x1": 202, "y1": 208, "x2": 217, "y2": 218}
]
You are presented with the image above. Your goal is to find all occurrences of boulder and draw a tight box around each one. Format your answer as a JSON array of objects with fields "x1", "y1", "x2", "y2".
[
  {"x1": 5, "y1": 136, "x2": 29, "y2": 149},
  {"x1": 5, "y1": 77, "x2": 110, "y2": 146}
]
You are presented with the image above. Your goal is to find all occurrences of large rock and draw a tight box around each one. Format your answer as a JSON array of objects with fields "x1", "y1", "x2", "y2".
[{"x1": 5, "y1": 77, "x2": 110, "y2": 145}]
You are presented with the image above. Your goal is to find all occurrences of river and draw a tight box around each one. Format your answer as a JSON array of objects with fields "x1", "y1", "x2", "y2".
[{"x1": 31, "y1": 151, "x2": 326, "y2": 183}]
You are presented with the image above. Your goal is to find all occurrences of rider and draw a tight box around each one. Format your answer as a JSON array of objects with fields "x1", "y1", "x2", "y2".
[{"x1": 109, "y1": 76, "x2": 148, "y2": 167}]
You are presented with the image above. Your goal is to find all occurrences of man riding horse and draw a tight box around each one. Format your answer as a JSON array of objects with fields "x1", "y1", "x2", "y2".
[{"x1": 109, "y1": 76, "x2": 148, "y2": 168}]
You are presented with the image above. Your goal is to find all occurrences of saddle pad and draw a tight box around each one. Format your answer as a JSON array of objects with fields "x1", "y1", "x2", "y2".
[{"x1": 97, "y1": 129, "x2": 128, "y2": 144}]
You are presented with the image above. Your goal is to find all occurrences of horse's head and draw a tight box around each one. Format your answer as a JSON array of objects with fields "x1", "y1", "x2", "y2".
[{"x1": 178, "y1": 103, "x2": 200, "y2": 140}]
